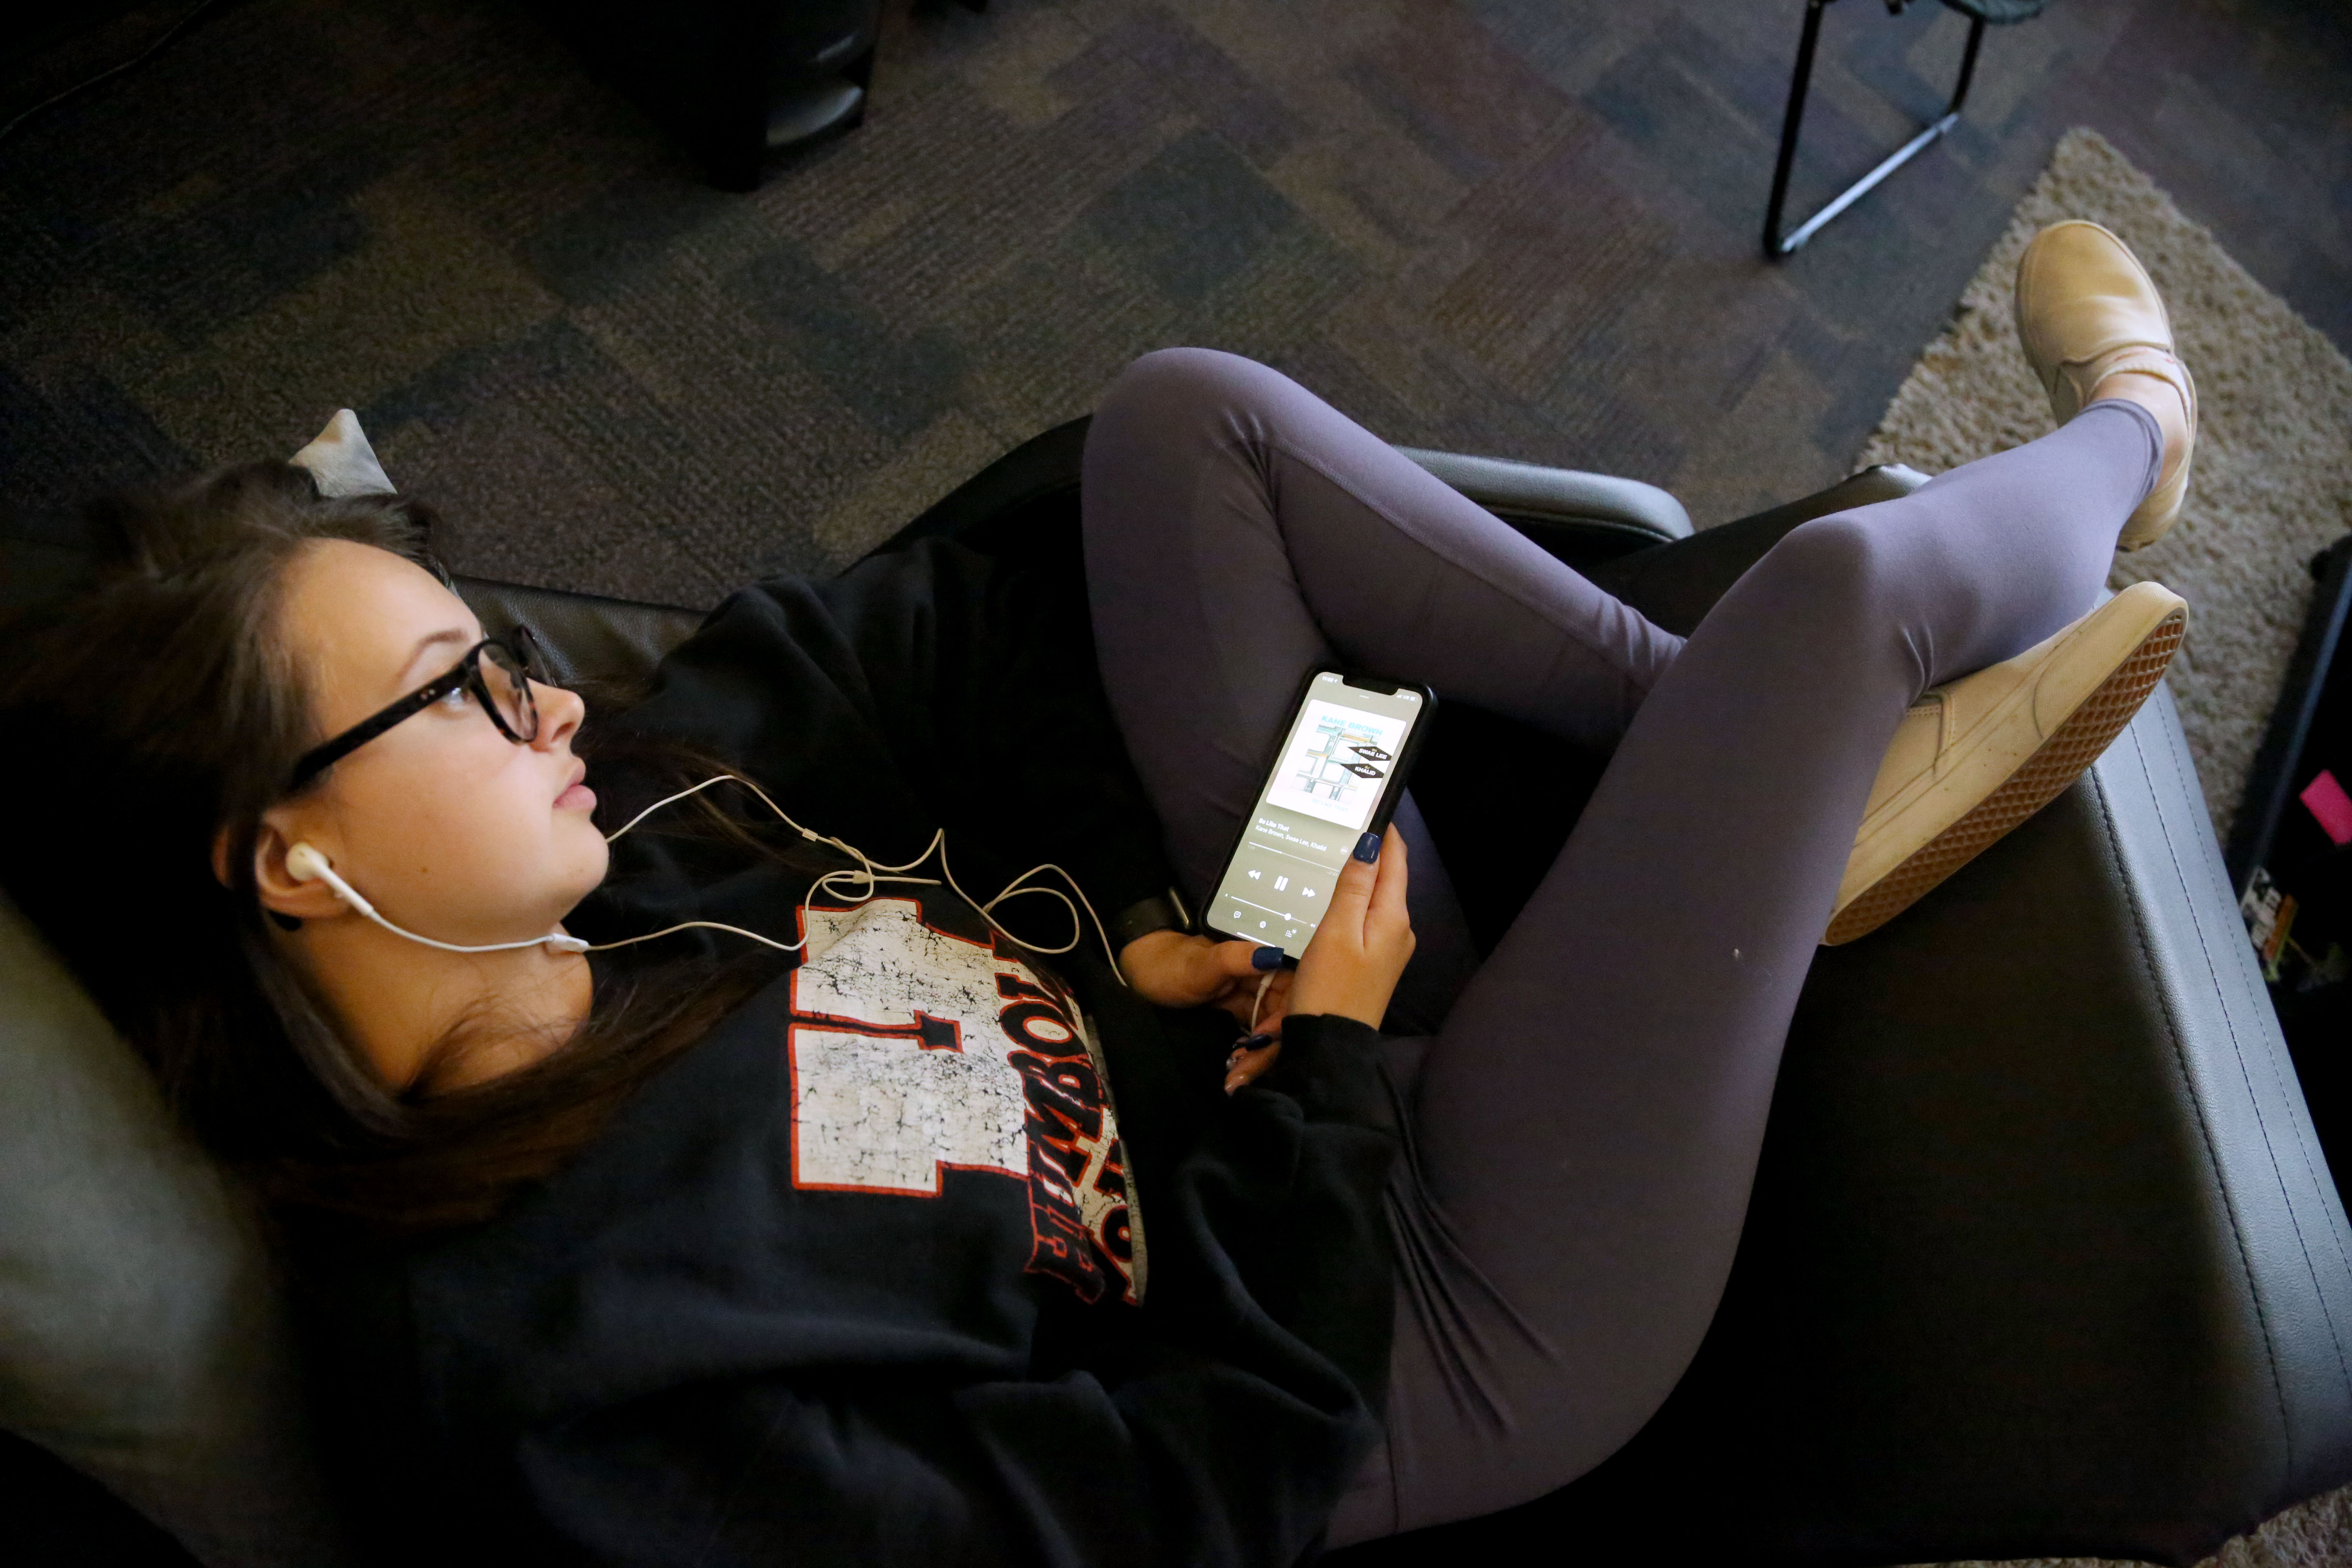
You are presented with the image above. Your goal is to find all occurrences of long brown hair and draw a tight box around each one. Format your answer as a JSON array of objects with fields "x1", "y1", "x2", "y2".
[{"x1": 0, "y1": 461, "x2": 793, "y2": 1233}]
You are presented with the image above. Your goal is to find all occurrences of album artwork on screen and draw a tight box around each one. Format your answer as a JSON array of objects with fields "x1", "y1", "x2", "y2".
[{"x1": 1264, "y1": 698, "x2": 1407, "y2": 835}]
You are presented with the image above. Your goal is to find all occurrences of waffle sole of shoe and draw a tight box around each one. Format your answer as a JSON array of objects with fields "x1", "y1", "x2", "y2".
[{"x1": 1822, "y1": 606, "x2": 2186, "y2": 945}]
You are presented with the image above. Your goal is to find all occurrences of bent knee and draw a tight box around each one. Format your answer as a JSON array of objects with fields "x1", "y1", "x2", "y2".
[
  {"x1": 1094, "y1": 346, "x2": 1287, "y2": 439},
  {"x1": 1753, "y1": 508, "x2": 1936, "y2": 633}
]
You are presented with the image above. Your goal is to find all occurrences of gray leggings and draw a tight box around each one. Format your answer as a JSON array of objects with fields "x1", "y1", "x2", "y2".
[{"x1": 1078, "y1": 348, "x2": 2163, "y2": 1541}]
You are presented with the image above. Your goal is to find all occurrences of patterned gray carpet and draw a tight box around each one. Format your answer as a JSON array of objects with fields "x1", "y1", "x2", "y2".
[{"x1": 4, "y1": 0, "x2": 2347, "y2": 615}]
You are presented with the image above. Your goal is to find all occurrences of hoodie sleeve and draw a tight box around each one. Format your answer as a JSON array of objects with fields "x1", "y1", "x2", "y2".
[{"x1": 511, "y1": 1015, "x2": 1397, "y2": 1568}]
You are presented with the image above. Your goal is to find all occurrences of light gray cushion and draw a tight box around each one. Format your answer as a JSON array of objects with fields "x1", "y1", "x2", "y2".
[{"x1": 0, "y1": 891, "x2": 350, "y2": 1565}]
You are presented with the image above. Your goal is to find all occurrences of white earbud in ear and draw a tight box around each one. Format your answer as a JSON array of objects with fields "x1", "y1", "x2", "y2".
[{"x1": 284, "y1": 841, "x2": 376, "y2": 918}]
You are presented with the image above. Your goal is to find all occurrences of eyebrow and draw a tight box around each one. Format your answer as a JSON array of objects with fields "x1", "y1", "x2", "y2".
[{"x1": 395, "y1": 627, "x2": 475, "y2": 687}]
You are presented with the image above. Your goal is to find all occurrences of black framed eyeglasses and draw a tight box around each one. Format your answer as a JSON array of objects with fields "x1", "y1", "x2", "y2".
[{"x1": 288, "y1": 626, "x2": 550, "y2": 792}]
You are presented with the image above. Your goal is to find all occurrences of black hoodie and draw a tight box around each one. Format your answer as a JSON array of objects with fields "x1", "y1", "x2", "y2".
[{"x1": 314, "y1": 541, "x2": 1401, "y2": 1567}]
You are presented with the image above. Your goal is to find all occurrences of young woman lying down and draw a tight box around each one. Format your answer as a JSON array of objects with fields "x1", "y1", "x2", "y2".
[{"x1": 0, "y1": 222, "x2": 2195, "y2": 1565}]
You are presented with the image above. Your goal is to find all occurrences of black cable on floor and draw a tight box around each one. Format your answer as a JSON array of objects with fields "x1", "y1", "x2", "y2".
[{"x1": 0, "y1": 0, "x2": 227, "y2": 151}]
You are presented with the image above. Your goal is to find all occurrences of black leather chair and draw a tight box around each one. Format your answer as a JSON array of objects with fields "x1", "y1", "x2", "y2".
[{"x1": 4, "y1": 420, "x2": 2347, "y2": 1566}]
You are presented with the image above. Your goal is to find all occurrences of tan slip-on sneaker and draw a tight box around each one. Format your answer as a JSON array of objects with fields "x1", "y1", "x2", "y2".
[
  {"x1": 2013, "y1": 221, "x2": 2198, "y2": 550},
  {"x1": 1826, "y1": 581, "x2": 2187, "y2": 944}
]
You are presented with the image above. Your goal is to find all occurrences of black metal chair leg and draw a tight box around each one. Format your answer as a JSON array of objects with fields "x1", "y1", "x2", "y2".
[
  {"x1": 1949, "y1": 12, "x2": 1986, "y2": 112},
  {"x1": 1764, "y1": 7, "x2": 1991, "y2": 260},
  {"x1": 1763, "y1": 0, "x2": 1833, "y2": 263}
]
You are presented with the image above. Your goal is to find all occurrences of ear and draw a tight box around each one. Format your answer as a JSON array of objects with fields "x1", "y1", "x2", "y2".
[{"x1": 222, "y1": 814, "x2": 350, "y2": 927}]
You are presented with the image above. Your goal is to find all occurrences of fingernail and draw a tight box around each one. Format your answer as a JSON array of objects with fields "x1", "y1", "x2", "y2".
[
  {"x1": 1353, "y1": 831, "x2": 1381, "y2": 863},
  {"x1": 1252, "y1": 944, "x2": 1283, "y2": 971},
  {"x1": 1224, "y1": 1075, "x2": 1242, "y2": 1094},
  {"x1": 1235, "y1": 1032, "x2": 1274, "y2": 1052}
]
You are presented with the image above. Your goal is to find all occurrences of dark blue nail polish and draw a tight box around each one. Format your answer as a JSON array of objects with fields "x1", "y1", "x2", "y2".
[
  {"x1": 1235, "y1": 1032, "x2": 1274, "y2": 1051},
  {"x1": 1353, "y1": 830, "x2": 1380, "y2": 863},
  {"x1": 1252, "y1": 944, "x2": 1283, "y2": 971}
]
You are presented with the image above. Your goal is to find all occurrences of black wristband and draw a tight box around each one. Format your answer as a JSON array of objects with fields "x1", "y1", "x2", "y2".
[{"x1": 1109, "y1": 888, "x2": 1195, "y2": 951}]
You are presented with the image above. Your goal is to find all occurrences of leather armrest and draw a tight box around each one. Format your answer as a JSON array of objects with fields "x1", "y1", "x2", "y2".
[
  {"x1": 875, "y1": 419, "x2": 1702, "y2": 573},
  {"x1": 1395, "y1": 447, "x2": 1695, "y2": 563}
]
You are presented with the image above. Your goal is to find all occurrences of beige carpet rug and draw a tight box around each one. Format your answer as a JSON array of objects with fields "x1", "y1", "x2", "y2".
[
  {"x1": 1858, "y1": 127, "x2": 2352, "y2": 845},
  {"x1": 1920, "y1": 1480, "x2": 2352, "y2": 1568},
  {"x1": 1866, "y1": 127, "x2": 2352, "y2": 1568}
]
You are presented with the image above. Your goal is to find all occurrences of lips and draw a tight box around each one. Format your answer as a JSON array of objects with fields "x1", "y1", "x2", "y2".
[{"x1": 556, "y1": 760, "x2": 595, "y2": 812}]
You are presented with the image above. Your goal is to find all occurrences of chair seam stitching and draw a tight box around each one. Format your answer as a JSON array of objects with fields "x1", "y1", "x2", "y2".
[
  {"x1": 2096, "y1": 737, "x2": 2295, "y2": 1479},
  {"x1": 2150, "y1": 704, "x2": 2352, "y2": 1401}
]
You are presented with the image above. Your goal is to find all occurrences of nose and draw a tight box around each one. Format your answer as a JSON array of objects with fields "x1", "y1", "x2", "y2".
[{"x1": 530, "y1": 678, "x2": 586, "y2": 753}]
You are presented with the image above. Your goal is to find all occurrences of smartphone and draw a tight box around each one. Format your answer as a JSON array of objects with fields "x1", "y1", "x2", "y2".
[{"x1": 1202, "y1": 668, "x2": 1437, "y2": 962}]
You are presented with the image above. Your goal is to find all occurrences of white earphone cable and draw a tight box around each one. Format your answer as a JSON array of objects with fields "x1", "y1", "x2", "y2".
[
  {"x1": 1248, "y1": 969, "x2": 1274, "y2": 1034},
  {"x1": 284, "y1": 846, "x2": 593, "y2": 955},
  {"x1": 287, "y1": 775, "x2": 1133, "y2": 982},
  {"x1": 585, "y1": 775, "x2": 1128, "y2": 982}
]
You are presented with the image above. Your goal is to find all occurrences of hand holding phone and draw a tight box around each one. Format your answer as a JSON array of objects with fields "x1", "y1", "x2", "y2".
[
  {"x1": 1227, "y1": 824, "x2": 1415, "y2": 1094},
  {"x1": 1287, "y1": 823, "x2": 1415, "y2": 1027},
  {"x1": 1204, "y1": 668, "x2": 1435, "y2": 962}
]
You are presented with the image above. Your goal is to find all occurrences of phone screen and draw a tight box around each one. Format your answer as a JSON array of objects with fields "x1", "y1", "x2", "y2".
[{"x1": 1205, "y1": 671, "x2": 1430, "y2": 959}]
